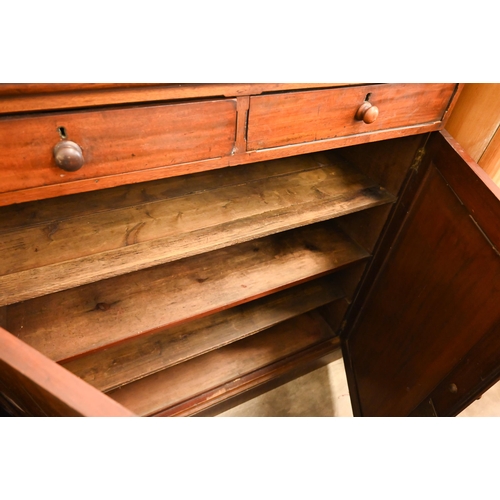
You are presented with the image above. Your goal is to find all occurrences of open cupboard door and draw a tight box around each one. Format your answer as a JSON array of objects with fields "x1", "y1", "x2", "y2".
[
  {"x1": 343, "y1": 131, "x2": 500, "y2": 417},
  {"x1": 0, "y1": 326, "x2": 135, "y2": 417}
]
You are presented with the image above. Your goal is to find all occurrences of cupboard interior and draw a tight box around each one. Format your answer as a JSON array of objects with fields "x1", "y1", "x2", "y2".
[{"x1": 0, "y1": 135, "x2": 423, "y2": 416}]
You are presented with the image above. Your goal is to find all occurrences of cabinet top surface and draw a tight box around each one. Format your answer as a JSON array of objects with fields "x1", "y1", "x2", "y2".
[
  {"x1": 0, "y1": 83, "x2": 359, "y2": 113},
  {"x1": 0, "y1": 83, "x2": 459, "y2": 114}
]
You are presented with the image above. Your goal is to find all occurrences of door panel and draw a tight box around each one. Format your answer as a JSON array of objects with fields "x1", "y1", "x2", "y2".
[
  {"x1": 344, "y1": 131, "x2": 500, "y2": 416},
  {"x1": 0, "y1": 326, "x2": 135, "y2": 417}
]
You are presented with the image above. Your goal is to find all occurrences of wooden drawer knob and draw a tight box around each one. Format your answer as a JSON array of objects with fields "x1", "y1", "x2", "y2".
[
  {"x1": 355, "y1": 101, "x2": 379, "y2": 124},
  {"x1": 53, "y1": 140, "x2": 84, "y2": 172}
]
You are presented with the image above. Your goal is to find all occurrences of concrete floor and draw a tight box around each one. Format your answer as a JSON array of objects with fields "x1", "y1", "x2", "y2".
[{"x1": 217, "y1": 354, "x2": 500, "y2": 417}]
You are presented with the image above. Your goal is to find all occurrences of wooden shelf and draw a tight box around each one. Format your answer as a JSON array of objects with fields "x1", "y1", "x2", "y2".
[
  {"x1": 61, "y1": 276, "x2": 345, "y2": 392},
  {"x1": 2, "y1": 143, "x2": 386, "y2": 417},
  {"x1": 106, "y1": 311, "x2": 339, "y2": 417},
  {"x1": 0, "y1": 151, "x2": 394, "y2": 307},
  {"x1": 7, "y1": 221, "x2": 369, "y2": 363}
]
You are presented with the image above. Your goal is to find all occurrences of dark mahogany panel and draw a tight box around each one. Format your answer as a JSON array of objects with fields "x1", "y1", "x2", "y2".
[{"x1": 345, "y1": 131, "x2": 500, "y2": 416}]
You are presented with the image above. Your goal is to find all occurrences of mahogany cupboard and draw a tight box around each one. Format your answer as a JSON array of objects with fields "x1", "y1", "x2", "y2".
[{"x1": 1, "y1": 83, "x2": 499, "y2": 417}]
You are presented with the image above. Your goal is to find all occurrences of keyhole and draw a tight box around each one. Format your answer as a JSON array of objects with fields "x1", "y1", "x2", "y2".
[
  {"x1": 57, "y1": 126, "x2": 67, "y2": 139},
  {"x1": 365, "y1": 93, "x2": 372, "y2": 102}
]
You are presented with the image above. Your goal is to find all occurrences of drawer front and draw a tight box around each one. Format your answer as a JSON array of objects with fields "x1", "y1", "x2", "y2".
[
  {"x1": 246, "y1": 83, "x2": 457, "y2": 150},
  {"x1": 0, "y1": 99, "x2": 237, "y2": 194}
]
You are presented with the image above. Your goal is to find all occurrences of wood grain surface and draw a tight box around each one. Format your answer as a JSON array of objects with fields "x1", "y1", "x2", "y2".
[
  {"x1": 0, "y1": 84, "x2": 459, "y2": 206},
  {"x1": 0, "y1": 326, "x2": 134, "y2": 417},
  {"x1": 0, "y1": 152, "x2": 392, "y2": 307},
  {"x1": 62, "y1": 276, "x2": 344, "y2": 392},
  {"x1": 0, "y1": 99, "x2": 237, "y2": 194},
  {"x1": 445, "y1": 84, "x2": 500, "y2": 187},
  {"x1": 346, "y1": 132, "x2": 500, "y2": 416},
  {"x1": 423, "y1": 320, "x2": 500, "y2": 416},
  {"x1": 445, "y1": 84, "x2": 500, "y2": 162},
  {"x1": 106, "y1": 311, "x2": 336, "y2": 416},
  {"x1": 7, "y1": 221, "x2": 369, "y2": 362},
  {"x1": 479, "y1": 130, "x2": 500, "y2": 185},
  {"x1": 247, "y1": 84, "x2": 457, "y2": 150},
  {"x1": 0, "y1": 83, "x2": 355, "y2": 114}
]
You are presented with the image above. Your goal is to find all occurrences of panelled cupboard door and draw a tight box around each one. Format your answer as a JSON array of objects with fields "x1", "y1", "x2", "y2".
[{"x1": 343, "y1": 131, "x2": 500, "y2": 417}]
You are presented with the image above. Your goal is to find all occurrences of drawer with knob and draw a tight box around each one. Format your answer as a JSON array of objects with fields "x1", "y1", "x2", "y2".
[
  {"x1": 246, "y1": 83, "x2": 457, "y2": 151},
  {"x1": 0, "y1": 98, "x2": 237, "y2": 205}
]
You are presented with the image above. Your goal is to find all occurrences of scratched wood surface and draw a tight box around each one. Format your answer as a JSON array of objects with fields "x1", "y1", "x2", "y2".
[
  {"x1": 106, "y1": 311, "x2": 336, "y2": 416},
  {"x1": 62, "y1": 276, "x2": 345, "y2": 392},
  {"x1": 7, "y1": 221, "x2": 369, "y2": 362},
  {"x1": 0, "y1": 152, "x2": 393, "y2": 307}
]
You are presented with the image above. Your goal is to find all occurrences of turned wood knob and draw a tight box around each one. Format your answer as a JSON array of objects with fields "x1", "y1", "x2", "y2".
[
  {"x1": 449, "y1": 383, "x2": 458, "y2": 394},
  {"x1": 53, "y1": 140, "x2": 84, "y2": 172},
  {"x1": 355, "y1": 101, "x2": 379, "y2": 124}
]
